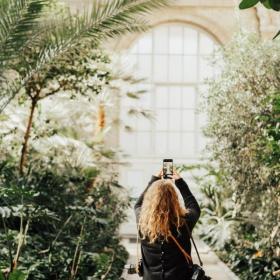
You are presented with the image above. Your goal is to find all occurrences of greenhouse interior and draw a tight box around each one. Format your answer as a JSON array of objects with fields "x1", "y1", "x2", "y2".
[{"x1": 0, "y1": 0, "x2": 279, "y2": 280}]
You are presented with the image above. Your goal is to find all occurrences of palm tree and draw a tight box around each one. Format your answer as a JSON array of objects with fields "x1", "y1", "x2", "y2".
[
  {"x1": 0, "y1": 0, "x2": 170, "y2": 174},
  {"x1": 0, "y1": 0, "x2": 170, "y2": 272},
  {"x1": 0, "y1": 0, "x2": 170, "y2": 112}
]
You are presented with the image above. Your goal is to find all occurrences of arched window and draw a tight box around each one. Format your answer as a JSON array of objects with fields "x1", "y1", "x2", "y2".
[
  {"x1": 118, "y1": 23, "x2": 218, "y2": 236},
  {"x1": 120, "y1": 23, "x2": 217, "y2": 161}
]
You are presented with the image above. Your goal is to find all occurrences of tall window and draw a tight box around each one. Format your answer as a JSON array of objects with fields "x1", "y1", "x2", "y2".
[{"x1": 120, "y1": 23, "x2": 217, "y2": 159}]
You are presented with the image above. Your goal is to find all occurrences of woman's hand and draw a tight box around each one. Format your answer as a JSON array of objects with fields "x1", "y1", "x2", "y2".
[
  {"x1": 172, "y1": 168, "x2": 181, "y2": 180},
  {"x1": 154, "y1": 168, "x2": 163, "y2": 178}
]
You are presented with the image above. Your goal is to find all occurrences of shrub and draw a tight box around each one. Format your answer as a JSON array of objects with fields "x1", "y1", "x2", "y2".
[
  {"x1": 190, "y1": 32, "x2": 280, "y2": 279},
  {"x1": 0, "y1": 42, "x2": 143, "y2": 279},
  {"x1": 0, "y1": 156, "x2": 129, "y2": 279},
  {"x1": 205, "y1": 32, "x2": 280, "y2": 257}
]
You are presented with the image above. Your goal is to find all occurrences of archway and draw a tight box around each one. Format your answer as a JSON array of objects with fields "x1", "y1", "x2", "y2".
[{"x1": 118, "y1": 22, "x2": 219, "y2": 237}]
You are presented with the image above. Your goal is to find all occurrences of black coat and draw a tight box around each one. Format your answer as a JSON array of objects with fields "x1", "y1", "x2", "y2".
[{"x1": 134, "y1": 176, "x2": 201, "y2": 280}]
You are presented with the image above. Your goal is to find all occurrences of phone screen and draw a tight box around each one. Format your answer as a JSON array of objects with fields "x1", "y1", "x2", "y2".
[{"x1": 163, "y1": 159, "x2": 173, "y2": 178}]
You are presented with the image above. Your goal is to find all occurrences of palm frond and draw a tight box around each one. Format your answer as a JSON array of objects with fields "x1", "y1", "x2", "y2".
[
  {"x1": 0, "y1": 0, "x2": 171, "y2": 112},
  {"x1": 31, "y1": 0, "x2": 170, "y2": 72},
  {"x1": 0, "y1": 0, "x2": 51, "y2": 68},
  {"x1": 0, "y1": 79, "x2": 22, "y2": 112}
]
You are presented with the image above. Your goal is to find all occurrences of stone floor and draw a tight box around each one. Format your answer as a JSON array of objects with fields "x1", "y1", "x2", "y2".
[{"x1": 120, "y1": 237, "x2": 239, "y2": 280}]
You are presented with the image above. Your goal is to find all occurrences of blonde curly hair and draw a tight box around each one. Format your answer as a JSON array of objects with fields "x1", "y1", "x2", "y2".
[{"x1": 139, "y1": 179, "x2": 188, "y2": 243}]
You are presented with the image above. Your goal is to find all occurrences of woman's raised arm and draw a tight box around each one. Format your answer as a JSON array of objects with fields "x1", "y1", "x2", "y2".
[{"x1": 174, "y1": 171, "x2": 201, "y2": 231}]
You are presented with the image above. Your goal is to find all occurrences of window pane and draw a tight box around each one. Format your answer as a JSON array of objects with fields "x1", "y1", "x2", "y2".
[
  {"x1": 169, "y1": 109, "x2": 181, "y2": 131},
  {"x1": 182, "y1": 87, "x2": 196, "y2": 109},
  {"x1": 182, "y1": 132, "x2": 195, "y2": 156},
  {"x1": 183, "y1": 56, "x2": 197, "y2": 82},
  {"x1": 125, "y1": 170, "x2": 145, "y2": 197},
  {"x1": 199, "y1": 34, "x2": 214, "y2": 55},
  {"x1": 124, "y1": 54, "x2": 138, "y2": 71},
  {"x1": 168, "y1": 132, "x2": 181, "y2": 154},
  {"x1": 137, "y1": 54, "x2": 152, "y2": 81},
  {"x1": 136, "y1": 116, "x2": 152, "y2": 131},
  {"x1": 199, "y1": 56, "x2": 213, "y2": 82},
  {"x1": 182, "y1": 110, "x2": 195, "y2": 131},
  {"x1": 138, "y1": 32, "x2": 153, "y2": 53},
  {"x1": 169, "y1": 86, "x2": 181, "y2": 108},
  {"x1": 155, "y1": 86, "x2": 169, "y2": 108},
  {"x1": 154, "y1": 55, "x2": 168, "y2": 82},
  {"x1": 168, "y1": 55, "x2": 183, "y2": 82},
  {"x1": 155, "y1": 109, "x2": 168, "y2": 131},
  {"x1": 121, "y1": 110, "x2": 135, "y2": 129},
  {"x1": 184, "y1": 28, "x2": 198, "y2": 55},
  {"x1": 154, "y1": 26, "x2": 168, "y2": 54},
  {"x1": 169, "y1": 26, "x2": 183, "y2": 54},
  {"x1": 132, "y1": 84, "x2": 153, "y2": 108},
  {"x1": 120, "y1": 131, "x2": 136, "y2": 154},
  {"x1": 155, "y1": 132, "x2": 168, "y2": 154},
  {"x1": 137, "y1": 132, "x2": 152, "y2": 154}
]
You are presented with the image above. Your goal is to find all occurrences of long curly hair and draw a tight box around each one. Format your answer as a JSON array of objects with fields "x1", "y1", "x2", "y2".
[{"x1": 139, "y1": 179, "x2": 188, "y2": 243}]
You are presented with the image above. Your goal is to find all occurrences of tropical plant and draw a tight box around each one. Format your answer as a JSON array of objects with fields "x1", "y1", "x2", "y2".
[
  {"x1": 0, "y1": 0, "x2": 167, "y2": 277},
  {"x1": 219, "y1": 241, "x2": 280, "y2": 280},
  {"x1": 0, "y1": 156, "x2": 130, "y2": 280},
  {"x1": 239, "y1": 0, "x2": 280, "y2": 11},
  {"x1": 179, "y1": 163, "x2": 237, "y2": 250},
  {"x1": 255, "y1": 92, "x2": 280, "y2": 169},
  {"x1": 198, "y1": 186, "x2": 236, "y2": 249},
  {"x1": 239, "y1": 0, "x2": 280, "y2": 38},
  {"x1": 203, "y1": 32, "x2": 280, "y2": 278},
  {"x1": 0, "y1": 0, "x2": 170, "y2": 111},
  {"x1": 0, "y1": 269, "x2": 28, "y2": 280},
  {"x1": 0, "y1": 41, "x2": 153, "y2": 278}
]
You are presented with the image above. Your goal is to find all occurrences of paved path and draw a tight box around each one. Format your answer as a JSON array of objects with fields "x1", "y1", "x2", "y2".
[{"x1": 120, "y1": 237, "x2": 239, "y2": 280}]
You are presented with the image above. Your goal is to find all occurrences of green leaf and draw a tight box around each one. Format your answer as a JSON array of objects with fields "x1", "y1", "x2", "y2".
[
  {"x1": 260, "y1": 0, "x2": 272, "y2": 8},
  {"x1": 0, "y1": 0, "x2": 50, "y2": 67},
  {"x1": 8, "y1": 270, "x2": 28, "y2": 280},
  {"x1": 273, "y1": 30, "x2": 280, "y2": 39},
  {"x1": 84, "y1": 167, "x2": 99, "y2": 179},
  {"x1": 239, "y1": 0, "x2": 259, "y2": 9},
  {"x1": 0, "y1": 272, "x2": 5, "y2": 280},
  {"x1": 127, "y1": 92, "x2": 140, "y2": 99},
  {"x1": 269, "y1": 0, "x2": 280, "y2": 10}
]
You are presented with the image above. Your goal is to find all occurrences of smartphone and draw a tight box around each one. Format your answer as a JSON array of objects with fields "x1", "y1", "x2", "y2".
[{"x1": 163, "y1": 159, "x2": 173, "y2": 179}]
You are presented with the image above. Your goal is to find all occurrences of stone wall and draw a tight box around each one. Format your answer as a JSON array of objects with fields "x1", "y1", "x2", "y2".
[{"x1": 62, "y1": 0, "x2": 279, "y2": 45}]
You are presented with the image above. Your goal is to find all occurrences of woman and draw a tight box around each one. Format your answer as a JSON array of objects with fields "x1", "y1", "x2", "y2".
[{"x1": 134, "y1": 168, "x2": 201, "y2": 280}]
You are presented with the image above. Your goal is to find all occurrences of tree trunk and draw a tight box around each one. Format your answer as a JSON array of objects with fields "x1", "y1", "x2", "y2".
[{"x1": 19, "y1": 98, "x2": 38, "y2": 175}]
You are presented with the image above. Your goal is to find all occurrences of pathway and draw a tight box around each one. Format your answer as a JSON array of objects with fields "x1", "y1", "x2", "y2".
[{"x1": 120, "y1": 236, "x2": 239, "y2": 280}]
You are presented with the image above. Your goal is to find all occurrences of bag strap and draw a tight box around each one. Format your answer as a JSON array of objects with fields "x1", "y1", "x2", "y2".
[
  {"x1": 169, "y1": 233, "x2": 193, "y2": 265},
  {"x1": 185, "y1": 223, "x2": 203, "y2": 267},
  {"x1": 135, "y1": 222, "x2": 141, "y2": 272},
  {"x1": 136, "y1": 222, "x2": 203, "y2": 269}
]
